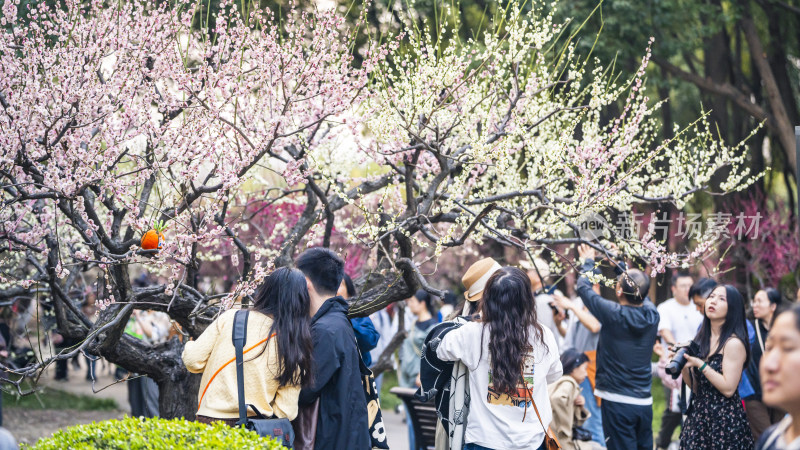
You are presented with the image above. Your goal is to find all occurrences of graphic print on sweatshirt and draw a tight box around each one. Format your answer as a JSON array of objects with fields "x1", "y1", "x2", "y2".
[{"x1": 486, "y1": 346, "x2": 534, "y2": 408}]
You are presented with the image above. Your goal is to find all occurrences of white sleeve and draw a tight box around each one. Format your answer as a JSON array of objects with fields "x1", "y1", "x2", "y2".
[
  {"x1": 436, "y1": 323, "x2": 482, "y2": 371},
  {"x1": 542, "y1": 328, "x2": 563, "y2": 384}
]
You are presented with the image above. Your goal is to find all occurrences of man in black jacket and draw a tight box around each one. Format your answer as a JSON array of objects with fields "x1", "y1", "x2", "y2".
[
  {"x1": 576, "y1": 244, "x2": 660, "y2": 450},
  {"x1": 297, "y1": 248, "x2": 370, "y2": 450}
]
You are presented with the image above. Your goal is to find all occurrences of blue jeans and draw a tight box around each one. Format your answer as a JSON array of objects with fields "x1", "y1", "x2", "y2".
[{"x1": 580, "y1": 377, "x2": 606, "y2": 447}]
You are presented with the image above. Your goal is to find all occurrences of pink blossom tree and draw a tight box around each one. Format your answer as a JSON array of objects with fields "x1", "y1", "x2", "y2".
[{"x1": 1, "y1": 0, "x2": 758, "y2": 417}]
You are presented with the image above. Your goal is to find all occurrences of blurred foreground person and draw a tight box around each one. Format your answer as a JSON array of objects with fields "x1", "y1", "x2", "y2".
[
  {"x1": 757, "y1": 304, "x2": 800, "y2": 450},
  {"x1": 746, "y1": 288, "x2": 788, "y2": 440}
]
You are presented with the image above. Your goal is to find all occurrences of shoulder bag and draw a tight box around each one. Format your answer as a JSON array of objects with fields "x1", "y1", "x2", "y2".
[
  {"x1": 353, "y1": 330, "x2": 389, "y2": 449},
  {"x1": 523, "y1": 374, "x2": 561, "y2": 450},
  {"x1": 233, "y1": 310, "x2": 295, "y2": 448}
]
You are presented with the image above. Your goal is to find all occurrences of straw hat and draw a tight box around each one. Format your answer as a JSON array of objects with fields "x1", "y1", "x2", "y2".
[
  {"x1": 462, "y1": 257, "x2": 502, "y2": 302},
  {"x1": 519, "y1": 257, "x2": 551, "y2": 280}
]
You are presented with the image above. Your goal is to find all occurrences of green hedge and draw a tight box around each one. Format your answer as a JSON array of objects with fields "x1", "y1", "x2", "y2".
[{"x1": 25, "y1": 416, "x2": 286, "y2": 449}]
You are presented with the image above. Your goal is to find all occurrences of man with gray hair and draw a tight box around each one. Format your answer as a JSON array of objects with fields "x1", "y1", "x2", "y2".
[{"x1": 576, "y1": 244, "x2": 659, "y2": 450}]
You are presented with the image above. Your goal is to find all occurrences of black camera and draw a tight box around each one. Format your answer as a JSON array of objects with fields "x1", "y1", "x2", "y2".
[
  {"x1": 664, "y1": 340, "x2": 701, "y2": 379},
  {"x1": 549, "y1": 302, "x2": 569, "y2": 319}
]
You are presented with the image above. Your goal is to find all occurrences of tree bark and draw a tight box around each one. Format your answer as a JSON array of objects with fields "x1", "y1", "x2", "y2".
[
  {"x1": 152, "y1": 340, "x2": 202, "y2": 420},
  {"x1": 740, "y1": 16, "x2": 798, "y2": 173}
]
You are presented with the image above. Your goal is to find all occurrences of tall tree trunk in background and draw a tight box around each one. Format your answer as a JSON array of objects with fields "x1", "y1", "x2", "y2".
[
  {"x1": 765, "y1": 6, "x2": 800, "y2": 127},
  {"x1": 656, "y1": 77, "x2": 676, "y2": 304},
  {"x1": 740, "y1": 16, "x2": 798, "y2": 174},
  {"x1": 704, "y1": 1, "x2": 731, "y2": 144},
  {"x1": 704, "y1": 0, "x2": 735, "y2": 213},
  {"x1": 764, "y1": 3, "x2": 800, "y2": 224}
]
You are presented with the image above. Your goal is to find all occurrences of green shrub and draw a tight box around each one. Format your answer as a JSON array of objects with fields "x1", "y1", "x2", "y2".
[{"x1": 25, "y1": 416, "x2": 286, "y2": 449}]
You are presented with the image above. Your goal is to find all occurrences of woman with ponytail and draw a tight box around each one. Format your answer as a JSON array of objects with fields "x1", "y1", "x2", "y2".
[
  {"x1": 183, "y1": 267, "x2": 313, "y2": 425},
  {"x1": 436, "y1": 267, "x2": 563, "y2": 450}
]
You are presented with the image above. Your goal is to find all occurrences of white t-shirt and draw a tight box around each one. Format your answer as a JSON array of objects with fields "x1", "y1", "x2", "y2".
[
  {"x1": 657, "y1": 298, "x2": 703, "y2": 344},
  {"x1": 369, "y1": 309, "x2": 397, "y2": 365},
  {"x1": 535, "y1": 293, "x2": 563, "y2": 351},
  {"x1": 436, "y1": 321, "x2": 563, "y2": 449}
]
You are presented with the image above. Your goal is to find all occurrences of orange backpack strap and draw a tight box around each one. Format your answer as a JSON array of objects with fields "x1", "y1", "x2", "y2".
[{"x1": 197, "y1": 333, "x2": 275, "y2": 409}]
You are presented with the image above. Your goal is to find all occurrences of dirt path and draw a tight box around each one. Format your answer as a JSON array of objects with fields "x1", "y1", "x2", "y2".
[
  {"x1": 5, "y1": 408, "x2": 126, "y2": 446},
  {"x1": 4, "y1": 362, "x2": 130, "y2": 446}
]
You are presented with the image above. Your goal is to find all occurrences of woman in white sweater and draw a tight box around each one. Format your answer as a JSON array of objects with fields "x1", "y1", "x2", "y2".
[
  {"x1": 182, "y1": 267, "x2": 313, "y2": 425},
  {"x1": 436, "y1": 267, "x2": 563, "y2": 450}
]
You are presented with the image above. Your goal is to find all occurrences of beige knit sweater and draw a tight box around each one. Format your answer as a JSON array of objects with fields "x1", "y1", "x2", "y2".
[{"x1": 182, "y1": 310, "x2": 300, "y2": 420}]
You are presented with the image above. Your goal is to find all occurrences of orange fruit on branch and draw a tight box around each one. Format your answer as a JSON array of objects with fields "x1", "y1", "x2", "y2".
[{"x1": 141, "y1": 220, "x2": 167, "y2": 251}]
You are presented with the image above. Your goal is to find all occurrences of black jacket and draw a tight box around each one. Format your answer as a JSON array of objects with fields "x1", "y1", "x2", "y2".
[
  {"x1": 577, "y1": 258, "x2": 660, "y2": 399},
  {"x1": 299, "y1": 297, "x2": 370, "y2": 450},
  {"x1": 745, "y1": 318, "x2": 768, "y2": 400}
]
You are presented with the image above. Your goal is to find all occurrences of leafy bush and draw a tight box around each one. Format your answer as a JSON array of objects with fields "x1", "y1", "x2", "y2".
[{"x1": 25, "y1": 416, "x2": 285, "y2": 449}]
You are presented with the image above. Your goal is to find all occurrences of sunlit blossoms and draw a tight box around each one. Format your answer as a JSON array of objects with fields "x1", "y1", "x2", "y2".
[{"x1": 358, "y1": 2, "x2": 760, "y2": 274}]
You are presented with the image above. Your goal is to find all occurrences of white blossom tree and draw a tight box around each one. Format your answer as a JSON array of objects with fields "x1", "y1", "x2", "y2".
[{"x1": 0, "y1": 0, "x2": 758, "y2": 417}]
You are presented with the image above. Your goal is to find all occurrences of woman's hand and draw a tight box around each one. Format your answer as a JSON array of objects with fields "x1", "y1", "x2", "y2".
[
  {"x1": 552, "y1": 291, "x2": 574, "y2": 311},
  {"x1": 578, "y1": 244, "x2": 596, "y2": 260},
  {"x1": 574, "y1": 395, "x2": 585, "y2": 406},
  {"x1": 51, "y1": 332, "x2": 64, "y2": 345},
  {"x1": 685, "y1": 355, "x2": 705, "y2": 369},
  {"x1": 653, "y1": 341, "x2": 665, "y2": 358}
]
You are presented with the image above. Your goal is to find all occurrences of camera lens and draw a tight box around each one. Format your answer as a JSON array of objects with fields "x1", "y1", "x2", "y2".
[{"x1": 665, "y1": 347, "x2": 689, "y2": 378}]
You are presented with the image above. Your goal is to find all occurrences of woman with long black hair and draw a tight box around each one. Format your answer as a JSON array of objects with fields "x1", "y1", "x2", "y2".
[
  {"x1": 679, "y1": 284, "x2": 754, "y2": 449},
  {"x1": 182, "y1": 267, "x2": 313, "y2": 425},
  {"x1": 436, "y1": 267, "x2": 563, "y2": 450}
]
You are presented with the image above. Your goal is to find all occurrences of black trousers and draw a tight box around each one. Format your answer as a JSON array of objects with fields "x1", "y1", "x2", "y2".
[
  {"x1": 656, "y1": 410, "x2": 682, "y2": 448},
  {"x1": 602, "y1": 399, "x2": 653, "y2": 450},
  {"x1": 128, "y1": 376, "x2": 160, "y2": 418}
]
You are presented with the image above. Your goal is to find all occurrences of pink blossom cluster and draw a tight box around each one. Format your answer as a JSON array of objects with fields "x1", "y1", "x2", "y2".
[{"x1": 1, "y1": 0, "x2": 383, "y2": 301}]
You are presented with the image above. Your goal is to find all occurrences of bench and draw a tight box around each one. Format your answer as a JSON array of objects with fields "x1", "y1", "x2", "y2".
[{"x1": 390, "y1": 386, "x2": 438, "y2": 450}]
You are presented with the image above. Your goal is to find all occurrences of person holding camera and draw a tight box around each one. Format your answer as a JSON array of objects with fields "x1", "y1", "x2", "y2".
[
  {"x1": 548, "y1": 348, "x2": 604, "y2": 450},
  {"x1": 575, "y1": 244, "x2": 659, "y2": 450},
  {"x1": 522, "y1": 257, "x2": 566, "y2": 350},
  {"x1": 677, "y1": 284, "x2": 754, "y2": 449},
  {"x1": 552, "y1": 286, "x2": 605, "y2": 448}
]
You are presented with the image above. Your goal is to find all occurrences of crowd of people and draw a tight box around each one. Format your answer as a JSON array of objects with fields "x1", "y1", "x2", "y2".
[
  {"x1": 177, "y1": 244, "x2": 800, "y2": 450},
  {"x1": 0, "y1": 242, "x2": 797, "y2": 450}
]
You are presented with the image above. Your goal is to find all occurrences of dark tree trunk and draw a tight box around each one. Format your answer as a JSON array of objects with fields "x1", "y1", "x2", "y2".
[
  {"x1": 703, "y1": 0, "x2": 731, "y2": 144},
  {"x1": 85, "y1": 302, "x2": 204, "y2": 419},
  {"x1": 156, "y1": 372, "x2": 202, "y2": 420},
  {"x1": 703, "y1": 0, "x2": 735, "y2": 212}
]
